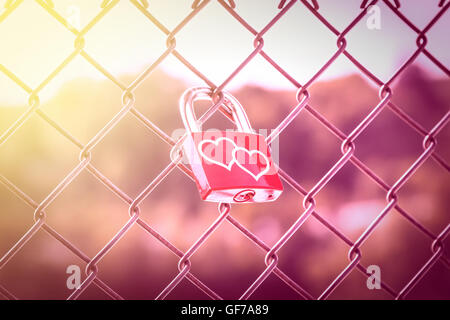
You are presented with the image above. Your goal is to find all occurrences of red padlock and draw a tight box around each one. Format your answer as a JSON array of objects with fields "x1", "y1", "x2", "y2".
[{"x1": 179, "y1": 87, "x2": 283, "y2": 203}]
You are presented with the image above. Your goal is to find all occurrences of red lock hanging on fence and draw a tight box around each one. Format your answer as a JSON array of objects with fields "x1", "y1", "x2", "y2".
[{"x1": 179, "y1": 87, "x2": 283, "y2": 203}]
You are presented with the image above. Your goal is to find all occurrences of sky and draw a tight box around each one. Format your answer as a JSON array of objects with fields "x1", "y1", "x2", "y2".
[{"x1": 0, "y1": 0, "x2": 448, "y2": 105}]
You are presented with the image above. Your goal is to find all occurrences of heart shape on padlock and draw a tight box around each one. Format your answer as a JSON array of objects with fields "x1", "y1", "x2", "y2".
[
  {"x1": 232, "y1": 147, "x2": 271, "y2": 181},
  {"x1": 198, "y1": 137, "x2": 236, "y2": 170}
]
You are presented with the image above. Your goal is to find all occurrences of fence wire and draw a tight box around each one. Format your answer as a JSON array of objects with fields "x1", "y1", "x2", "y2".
[{"x1": 0, "y1": 0, "x2": 449, "y2": 300}]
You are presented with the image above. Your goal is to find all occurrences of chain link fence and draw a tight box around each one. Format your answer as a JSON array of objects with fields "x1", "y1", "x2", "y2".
[{"x1": 0, "y1": 0, "x2": 449, "y2": 300}]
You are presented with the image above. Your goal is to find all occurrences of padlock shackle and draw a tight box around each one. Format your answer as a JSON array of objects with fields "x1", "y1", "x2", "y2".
[{"x1": 180, "y1": 87, "x2": 253, "y2": 134}]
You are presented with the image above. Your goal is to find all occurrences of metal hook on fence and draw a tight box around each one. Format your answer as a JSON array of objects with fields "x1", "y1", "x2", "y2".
[
  {"x1": 280, "y1": 0, "x2": 319, "y2": 10},
  {"x1": 361, "y1": 0, "x2": 400, "y2": 9}
]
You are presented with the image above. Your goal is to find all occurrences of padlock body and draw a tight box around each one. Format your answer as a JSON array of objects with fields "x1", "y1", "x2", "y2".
[{"x1": 183, "y1": 131, "x2": 283, "y2": 203}]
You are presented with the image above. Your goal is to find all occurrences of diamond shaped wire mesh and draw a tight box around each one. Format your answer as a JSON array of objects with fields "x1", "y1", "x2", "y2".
[{"x1": 0, "y1": 0, "x2": 449, "y2": 300}]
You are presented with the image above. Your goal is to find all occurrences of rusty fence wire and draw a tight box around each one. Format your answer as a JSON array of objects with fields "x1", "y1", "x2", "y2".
[{"x1": 0, "y1": 0, "x2": 449, "y2": 300}]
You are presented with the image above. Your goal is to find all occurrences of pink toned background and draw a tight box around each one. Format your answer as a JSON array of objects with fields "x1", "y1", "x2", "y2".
[{"x1": 0, "y1": 0, "x2": 449, "y2": 299}]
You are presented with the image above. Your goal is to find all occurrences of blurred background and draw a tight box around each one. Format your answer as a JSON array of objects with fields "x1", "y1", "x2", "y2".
[{"x1": 0, "y1": 0, "x2": 449, "y2": 299}]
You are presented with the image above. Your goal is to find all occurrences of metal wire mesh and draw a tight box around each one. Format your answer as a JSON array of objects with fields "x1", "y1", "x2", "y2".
[{"x1": 0, "y1": 0, "x2": 449, "y2": 300}]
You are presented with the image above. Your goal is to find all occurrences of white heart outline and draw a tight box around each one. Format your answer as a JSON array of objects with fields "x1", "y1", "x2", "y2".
[
  {"x1": 232, "y1": 147, "x2": 271, "y2": 181},
  {"x1": 198, "y1": 137, "x2": 237, "y2": 171}
]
